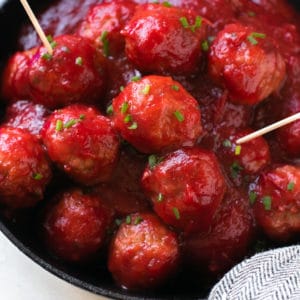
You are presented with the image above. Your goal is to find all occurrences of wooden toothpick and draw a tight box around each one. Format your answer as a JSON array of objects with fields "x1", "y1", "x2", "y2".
[
  {"x1": 19, "y1": 0, "x2": 53, "y2": 54},
  {"x1": 236, "y1": 112, "x2": 300, "y2": 144}
]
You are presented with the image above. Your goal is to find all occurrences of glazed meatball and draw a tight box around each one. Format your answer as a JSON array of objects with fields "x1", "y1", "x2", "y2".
[
  {"x1": 1, "y1": 49, "x2": 35, "y2": 101},
  {"x1": 218, "y1": 128, "x2": 270, "y2": 185},
  {"x1": 112, "y1": 75, "x2": 202, "y2": 154},
  {"x1": 108, "y1": 212, "x2": 180, "y2": 290},
  {"x1": 43, "y1": 188, "x2": 113, "y2": 262},
  {"x1": 209, "y1": 23, "x2": 286, "y2": 105},
  {"x1": 4, "y1": 100, "x2": 50, "y2": 139},
  {"x1": 122, "y1": 3, "x2": 207, "y2": 75},
  {"x1": 0, "y1": 127, "x2": 52, "y2": 208},
  {"x1": 142, "y1": 147, "x2": 226, "y2": 233},
  {"x1": 42, "y1": 104, "x2": 120, "y2": 186},
  {"x1": 252, "y1": 165, "x2": 300, "y2": 241},
  {"x1": 184, "y1": 187, "x2": 254, "y2": 275},
  {"x1": 27, "y1": 34, "x2": 107, "y2": 108},
  {"x1": 77, "y1": 2, "x2": 136, "y2": 57}
]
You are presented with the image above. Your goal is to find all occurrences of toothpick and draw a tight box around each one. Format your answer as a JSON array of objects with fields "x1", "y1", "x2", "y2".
[
  {"x1": 19, "y1": 0, "x2": 53, "y2": 54},
  {"x1": 236, "y1": 112, "x2": 300, "y2": 144}
]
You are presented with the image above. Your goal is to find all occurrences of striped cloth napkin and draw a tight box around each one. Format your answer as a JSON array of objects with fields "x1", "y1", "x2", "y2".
[{"x1": 209, "y1": 246, "x2": 300, "y2": 300}]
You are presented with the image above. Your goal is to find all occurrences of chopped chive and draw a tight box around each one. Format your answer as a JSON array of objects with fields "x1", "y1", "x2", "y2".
[
  {"x1": 134, "y1": 216, "x2": 143, "y2": 225},
  {"x1": 79, "y1": 114, "x2": 85, "y2": 120},
  {"x1": 124, "y1": 114, "x2": 132, "y2": 123},
  {"x1": 223, "y1": 139, "x2": 232, "y2": 148},
  {"x1": 174, "y1": 110, "x2": 184, "y2": 122},
  {"x1": 231, "y1": 161, "x2": 243, "y2": 178},
  {"x1": 173, "y1": 207, "x2": 180, "y2": 220},
  {"x1": 55, "y1": 119, "x2": 63, "y2": 131},
  {"x1": 235, "y1": 145, "x2": 242, "y2": 156},
  {"x1": 157, "y1": 193, "x2": 164, "y2": 202},
  {"x1": 120, "y1": 102, "x2": 129, "y2": 114},
  {"x1": 128, "y1": 121, "x2": 138, "y2": 130},
  {"x1": 148, "y1": 155, "x2": 163, "y2": 169},
  {"x1": 131, "y1": 75, "x2": 141, "y2": 82},
  {"x1": 75, "y1": 56, "x2": 83, "y2": 66},
  {"x1": 41, "y1": 52, "x2": 52, "y2": 60},
  {"x1": 64, "y1": 119, "x2": 77, "y2": 128},
  {"x1": 125, "y1": 215, "x2": 131, "y2": 224},
  {"x1": 171, "y1": 85, "x2": 179, "y2": 91},
  {"x1": 179, "y1": 17, "x2": 189, "y2": 29},
  {"x1": 249, "y1": 191, "x2": 257, "y2": 205},
  {"x1": 50, "y1": 41, "x2": 57, "y2": 49},
  {"x1": 247, "y1": 32, "x2": 266, "y2": 45},
  {"x1": 115, "y1": 218, "x2": 122, "y2": 226},
  {"x1": 142, "y1": 84, "x2": 151, "y2": 95},
  {"x1": 287, "y1": 181, "x2": 295, "y2": 191},
  {"x1": 47, "y1": 35, "x2": 53, "y2": 43},
  {"x1": 120, "y1": 86, "x2": 124, "y2": 92},
  {"x1": 201, "y1": 40, "x2": 209, "y2": 52},
  {"x1": 100, "y1": 31, "x2": 110, "y2": 57},
  {"x1": 33, "y1": 173, "x2": 43, "y2": 180},
  {"x1": 106, "y1": 104, "x2": 114, "y2": 115},
  {"x1": 162, "y1": 1, "x2": 172, "y2": 7},
  {"x1": 191, "y1": 16, "x2": 202, "y2": 32},
  {"x1": 262, "y1": 196, "x2": 272, "y2": 211}
]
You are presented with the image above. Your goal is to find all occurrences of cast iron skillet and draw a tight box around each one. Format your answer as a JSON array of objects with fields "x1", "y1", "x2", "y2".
[{"x1": 0, "y1": 1, "x2": 300, "y2": 299}]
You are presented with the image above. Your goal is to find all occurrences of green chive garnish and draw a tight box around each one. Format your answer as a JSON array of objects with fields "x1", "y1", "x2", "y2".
[
  {"x1": 262, "y1": 196, "x2": 272, "y2": 211},
  {"x1": 173, "y1": 207, "x2": 180, "y2": 220},
  {"x1": 174, "y1": 110, "x2": 184, "y2": 122},
  {"x1": 55, "y1": 120, "x2": 63, "y2": 131}
]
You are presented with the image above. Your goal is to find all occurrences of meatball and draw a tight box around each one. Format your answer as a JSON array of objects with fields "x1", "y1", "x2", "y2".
[
  {"x1": 184, "y1": 188, "x2": 255, "y2": 275},
  {"x1": 28, "y1": 34, "x2": 107, "y2": 108},
  {"x1": 122, "y1": 3, "x2": 207, "y2": 75},
  {"x1": 77, "y1": 2, "x2": 136, "y2": 57},
  {"x1": 43, "y1": 188, "x2": 113, "y2": 262},
  {"x1": 1, "y1": 49, "x2": 35, "y2": 101},
  {"x1": 142, "y1": 147, "x2": 226, "y2": 233},
  {"x1": 41, "y1": 104, "x2": 120, "y2": 186},
  {"x1": 209, "y1": 23, "x2": 286, "y2": 105},
  {"x1": 0, "y1": 127, "x2": 52, "y2": 208},
  {"x1": 108, "y1": 212, "x2": 180, "y2": 290},
  {"x1": 4, "y1": 100, "x2": 50, "y2": 139},
  {"x1": 112, "y1": 75, "x2": 202, "y2": 154},
  {"x1": 218, "y1": 128, "x2": 270, "y2": 185},
  {"x1": 252, "y1": 165, "x2": 300, "y2": 241}
]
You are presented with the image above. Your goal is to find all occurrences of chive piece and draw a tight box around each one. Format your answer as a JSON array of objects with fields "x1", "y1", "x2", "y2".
[
  {"x1": 287, "y1": 181, "x2": 295, "y2": 191},
  {"x1": 100, "y1": 31, "x2": 110, "y2": 57},
  {"x1": 131, "y1": 75, "x2": 141, "y2": 82},
  {"x1": 125, "y1": 215, "x2": 131, "y2": 225},
  {"x1": 134, "y1": 216, "x2": 143, "y2": 225},
  {"x1": 115, "y1": 219, "x2": 122, "y2": 226},
  {"x1": 262, "y1": 196, "x2": 272, "y2": 211},
  {"x1": 191, "y1": 16, "x2": 202, "y2": 32},
  {"x1": 231, "y1": 162, "x2": 243, "y2": 178},
  {"x1": 174, "y1": 110, "x2": 184, "y2": 122},
  {"x1": 79, "y1": 114, "x2": 85, "y2": 120},
  {"x1": 47, "y1": 35, "x2": 53, "y2": 43},
  {"x1": 55, "y1": 119, "x2": 63, "y2": 131},
  {"x1": 157, "y1": 193, "x2": 164, "y2": 202},
  {"x1": 173, "y1": 207, "x2": 180, "y2": 220},
  {"x1": 106, "y1": 104, "x2": 113, "y2": 116},
  {"x1": 120, "y1": 102, "x2": 129, "y2": 114},
  {"x1": 223, "y1": 139, "x2": 232, "y2": 148},
  {"x1": 50, "y1": 41, "x2": 57, "y2": 49},
  {"x1": 41, "y1": 53, "x2": 52, "y2": 60},
  {"x1": 142, "y1": 84, "x2": 151, "y2": 95},
  {"x1": 247, "y1": 32, "x2": 266, "y2": 45},
  {"x1": 235, "y1": 145, "x2": 242, "y2": 156},
  {"x1": 148, "y1": 155, "x2": 163, "y2": 169},
  {"x1": 64, "y1": 119, "x2": 77, "y2": 129},
  {"x1": 33, "y1": 173, "x2": 43, "y2": 180},
  {"x1": 162, "y1": 1, "x2": 172, "y2": 7},
  {"x1": 120, "y1": 86, "x2": 124, "y2": 92},
  {"x1": 124, "y1": 114, "x2": 132, "y2": 123},
  {"x1": 75, "y1": 57, "x2": 83, "y2": 66},
  {"x1": 249, "y1": 191, "x2": 257, "y2": 205},
  {"x1": 128, "y1": 121, "x2": 138, "y2": 130},
  {"x1": 201, "y1": 40, "x2": 209, "y2": 52},
  {"x1": 179, "y1": 17, "x2": 189, "y2": 29},
  {"x1": 171, "y1": 85, "x2": 179, "y2": 91}
]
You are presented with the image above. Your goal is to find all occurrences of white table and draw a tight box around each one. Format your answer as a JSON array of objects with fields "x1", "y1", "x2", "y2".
[{"x1": 0, "y1": 231, "x2": 107, "y2": 300}]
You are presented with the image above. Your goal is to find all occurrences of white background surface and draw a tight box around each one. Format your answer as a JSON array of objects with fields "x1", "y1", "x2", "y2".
[{"x1": 0, "y1": 231, "x2": 108, "y2": 300}]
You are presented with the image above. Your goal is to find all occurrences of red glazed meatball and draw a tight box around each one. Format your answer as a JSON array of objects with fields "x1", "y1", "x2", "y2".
[
  {"x1": 1, "y1": 49, "x2": 35, "y2": 101},
  {"x1": 112, "y1": 75, "x2": 202, "y2": 154},
  {"x1": 252, "y1": 165, "x2": 300, "y2": 241},
  {"x1": 108, "y1": 212, "x2": 180, "y2": 290},
  {"x1": 41, "y1": 104, "x2": 120, "y2": 185},
  {"x1": 4, "y1": 100, "x2": 50, "y2": 139},
  {"x1": 184, "y1": 188, "x2": 254, "y2": 275},
  {"x1": 28, "y1": 34, "x2": 107, "y2": 108},
  {"x1": 77, "y1": 2, "x2": 136, "y2": 57},
  {"x1": 209, "y1": 23, "x2": 286, "y2": 105},
  {"x1": 142, "y1": 147, "x2": 226, "y2": 233},
  {"x1": 122, "y1": 3, "x2": 207, "y2": 75},
  {"x1": 218, "y1": 128, "x2": 270, "y2": 185},
  {"x1": 0, "y1": 127, "x2": 52, "y2": 208},
  {"x1": 43, "y1": 188, "x2": 113, "y2": 262}
]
